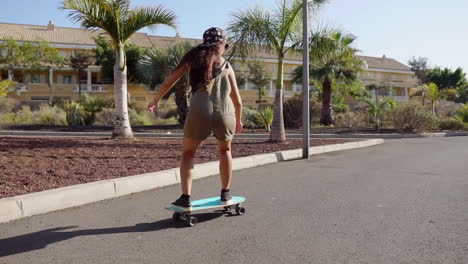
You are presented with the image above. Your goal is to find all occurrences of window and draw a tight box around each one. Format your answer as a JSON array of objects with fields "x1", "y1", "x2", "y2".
[
  {"x1": 62, "y1": 75, "x2": 73, "y2": 84},
  {"x1": 376, "y1": 73, "x2": 382, "y2": 80},
  {"x1": 368, "y1": 72, "x2": 375, "y2": 79},
  {"x1": 31, "y1": 96, "x2": 49, "y2": 101},
  {"x1": 30, "y1": 73, "x2": 41, "y2": 83}
]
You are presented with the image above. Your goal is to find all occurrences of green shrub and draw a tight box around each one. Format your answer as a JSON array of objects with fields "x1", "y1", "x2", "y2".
[
  {"x1": 65, "y1": 102, "x2": 85, "y2": 127},
  {"x1": 95, "y1": 108, "x2": 115, "y2": 126},
  {"x1": 129, "y1": 108, "x2": 142, "y2": 126},
  {"x1": 438, "y1": 119, "x2": 466, "y2": 131},
  {"x1": 242, "y1": 107, "x2": 260, "y2": 128},
  {"x1": 391, "y1": 102, "x2": 437, "y2": 133},
  {"x1": 33, "y1": 105, "x2": 67, "y2": 125},
  {"x1": 335, "y1": 111, "x2": 368, "y2": 130},
  {"x1": 0, "y1": 98, "x2": 18, "y2": 114},
  {"x1": 283, "y1": 95, "x2": 321, "y2": 128},
  {"x1": 0, "y1": 113, "x2": 16, "y2": 123},
  {"x1": 14, "y1": 106, "x2": 33, "y2": 124},
  {"x1": 136, "y1": 111, "x2": 156, "y2": 126},
  {"x1": 256, "y1": 106, "x2": 273, "y2": 131},
  {"x1": 79, "y1": 93, "x2": 112, "y2": 125},
  {"x1": 454, "y1": 103, "x2": 468, "y2": 123}
]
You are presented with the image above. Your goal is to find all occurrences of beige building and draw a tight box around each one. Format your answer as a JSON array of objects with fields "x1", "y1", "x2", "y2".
[{"x1": 0, "y1": 21, "x2": 418, "y2": 108}]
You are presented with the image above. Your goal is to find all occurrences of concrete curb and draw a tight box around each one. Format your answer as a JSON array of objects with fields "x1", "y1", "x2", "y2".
[
  {"x1": 0, "y1": 138, "x2": 384, "y2": 224},
  {"x1": 1, "y1": 130, "x2": 467, "y2": 139}
]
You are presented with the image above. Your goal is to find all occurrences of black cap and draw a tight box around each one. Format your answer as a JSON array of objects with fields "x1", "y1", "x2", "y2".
[{"x1": 200, "y1": 27, "x2": 227, "y2": 47}]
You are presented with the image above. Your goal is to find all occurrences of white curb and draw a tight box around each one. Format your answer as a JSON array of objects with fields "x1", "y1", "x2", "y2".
[{"x1": 0, "y1": 138, "x2": 384, "y2": 224}]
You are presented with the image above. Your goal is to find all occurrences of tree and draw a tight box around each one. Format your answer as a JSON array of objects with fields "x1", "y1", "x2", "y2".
[
  {"x1": 69, "y1": 50, "x2": 92, "y2": 98},
  {"x1": 227, "y1": 0, "x2": 327, "y2": 142},
  {"x1": 408, "y1": 56, "x2": 429, "y2": 85},
  {"x1": 247, "y1": 61, "x2": 271, "y2": 109},
  {"x1": 416, "y1": 82, "x2": 443, "y2": 116},
  {"x1": 62, "y1": 0, "x2": 176, "y2": 138},
  {"x1": 427, "y1": 67, "x2": 466, "y2": 90},
  {"x1": 0, "y1": 38, "x2": 64, "y2": 89},
  {"x1": 138, "y1": 42, "x2": 193, "y2": 125},
  {"x1": 364, "y1": 97, "x2": 396, "y2": 132},
  {"x1": 292, "y1": 28, "x2": 365, "y2": 125},
  {"x1": 0, "y1": 79, "x2": 13, "y2": 97},
  {"x1": 94, "y1": 36, "x2": 145, "y2": 84}
]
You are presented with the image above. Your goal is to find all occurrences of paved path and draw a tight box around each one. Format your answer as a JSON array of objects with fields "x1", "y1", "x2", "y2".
[{"x1": 1, "y1": 137, "x2": 467, "y2": 263}]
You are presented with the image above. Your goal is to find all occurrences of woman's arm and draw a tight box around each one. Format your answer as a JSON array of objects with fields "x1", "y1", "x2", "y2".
[
  {"x1": 148, "y1": 63, "x2": 190, "y2": 112},
  {"x1": 228, "y1": 66, "x2": 243, "y2": 133}
]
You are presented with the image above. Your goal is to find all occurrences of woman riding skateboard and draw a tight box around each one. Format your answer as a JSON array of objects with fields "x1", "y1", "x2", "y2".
[{"x1": 148, "y1": 27, "x2": 243, "y2": 209}]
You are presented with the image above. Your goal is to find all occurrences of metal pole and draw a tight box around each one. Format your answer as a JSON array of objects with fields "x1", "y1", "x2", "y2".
[{"x1": 302, "y1": 0, "x2": 310, "y2": 159}]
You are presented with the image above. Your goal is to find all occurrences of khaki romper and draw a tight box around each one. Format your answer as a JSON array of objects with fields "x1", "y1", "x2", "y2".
[{"x1": 184, "y1": 62, "x2": 236, "y2": 141}]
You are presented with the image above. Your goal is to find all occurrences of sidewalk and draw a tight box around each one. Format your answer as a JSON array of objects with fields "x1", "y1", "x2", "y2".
[{"x1": 0, "y1": 138, "x2": 384, "y2": 223}]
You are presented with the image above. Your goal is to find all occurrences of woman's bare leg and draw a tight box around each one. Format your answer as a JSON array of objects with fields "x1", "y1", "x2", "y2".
[
  {"x1": 180, "y1": 137, "x2": 202, "y2": 195},
  {"x1": 217, "y1": 140, "x2": 233, "y2": 190}
]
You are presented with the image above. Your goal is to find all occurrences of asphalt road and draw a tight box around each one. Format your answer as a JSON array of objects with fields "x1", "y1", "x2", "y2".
[{"x1": 1, "y1": 137, "x2": 467, "y2": 264}]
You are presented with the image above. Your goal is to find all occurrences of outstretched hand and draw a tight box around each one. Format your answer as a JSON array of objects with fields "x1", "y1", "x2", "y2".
[{"x1": 147, "y1": 101, "x2": 158, "y2": 112}]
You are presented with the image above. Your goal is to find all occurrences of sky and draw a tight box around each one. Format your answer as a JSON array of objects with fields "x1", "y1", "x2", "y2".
[{"x1": 2, "y1": 0, "x2": 467, "y2": 72}]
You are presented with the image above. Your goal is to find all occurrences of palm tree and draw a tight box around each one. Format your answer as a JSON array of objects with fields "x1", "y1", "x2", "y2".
[
  {"x1": 414, "y1": 82, "x2": 442, "y2": 116},
  {"x1": 293, "y1": 28, "x2": 365, "y2": 125},
  {"x1": 227, "y1": 0, "x2": 327, "y2": 142},
  {"x1": 138, "y1": 42, "x2": 193, "y2": 125},
  {"x1": 62, "y1": 0, "x2": 176, "y2": 138},
  {"x1": 364, "y1": 97, "x2": 396, "y2": 132}
]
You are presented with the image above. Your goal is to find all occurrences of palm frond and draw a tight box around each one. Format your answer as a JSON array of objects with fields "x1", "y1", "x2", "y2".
[
  {"x1": 62, "y1": 0, "x2": 119, "y2": 42},
  {"x1": 122, "y1": 6, "x2": 176, "y2": 42},
  {"x1": 137, "y1": 47, "x2": 167, "y2": 89},
  {"x1": 227, "y1": 7, "x2": 278, "y2": 60}
]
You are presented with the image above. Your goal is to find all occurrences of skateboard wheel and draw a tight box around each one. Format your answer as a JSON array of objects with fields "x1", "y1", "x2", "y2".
[
  {"x1": 187, "y1": 216, "x2": 197, "y2": 227},
  {"x1": 236, "y1": 207, "x2": 246, "y2": 215},
  {"x1": 172, "y1": 212, "x2": 181, "y2": 221},
  {"x1": 224, "y1": 206, "x2": 231, "y2": 211}
]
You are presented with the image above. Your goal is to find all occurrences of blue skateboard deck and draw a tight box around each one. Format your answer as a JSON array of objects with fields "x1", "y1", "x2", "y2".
[{"x1": 166, "y1": 196, "x2": 246, "y2": 227}]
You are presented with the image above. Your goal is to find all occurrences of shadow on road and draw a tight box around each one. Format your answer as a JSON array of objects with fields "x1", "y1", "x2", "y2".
[{"x1": 0, "y1": 212, "x2": 224, "y2": 257}]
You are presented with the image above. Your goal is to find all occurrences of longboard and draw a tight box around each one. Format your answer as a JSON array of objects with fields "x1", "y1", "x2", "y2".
[{"x1": 165, "y1": 196, "x2": 246, "y2": 227}]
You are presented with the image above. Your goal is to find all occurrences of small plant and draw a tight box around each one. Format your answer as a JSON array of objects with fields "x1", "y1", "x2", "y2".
[
  {"x1": 364, "y1": 97, "x2": 396, "y2": 132},
  {"x1": 256, "y1": 106, "x2": 274, "y2": 131},
  {"x1": 64, "y1": 101, "x2": 85, "y2": 127},
  {"x1": 79, "y1": 93, "x2": 112, "y2": 125}
]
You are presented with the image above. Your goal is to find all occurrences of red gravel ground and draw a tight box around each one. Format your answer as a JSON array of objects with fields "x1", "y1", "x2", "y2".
[{"x1": 0, "y1": 137, "x2": 360, "y2": 198}]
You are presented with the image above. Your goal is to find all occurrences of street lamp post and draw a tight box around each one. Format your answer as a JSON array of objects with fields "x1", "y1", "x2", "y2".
[{"x1": 302, "y1": 0, "x2": 310, "y2": 159}]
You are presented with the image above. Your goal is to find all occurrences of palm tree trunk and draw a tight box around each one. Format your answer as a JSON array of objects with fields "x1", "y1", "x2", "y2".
[
  {"x1": 320, "y1": 76, "x2": 334, "y2": 125},
  {"x1": 270, "y1": 56, "x2": 286, "y2": 142},
  {"x1": 112, "y1": 46, "x2": 133, "y2": 139}
]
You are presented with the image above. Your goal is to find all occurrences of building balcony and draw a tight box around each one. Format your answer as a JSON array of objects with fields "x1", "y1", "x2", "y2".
[{"x1": 74, "y1": 84, "x2": 109, "y2": 93}]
